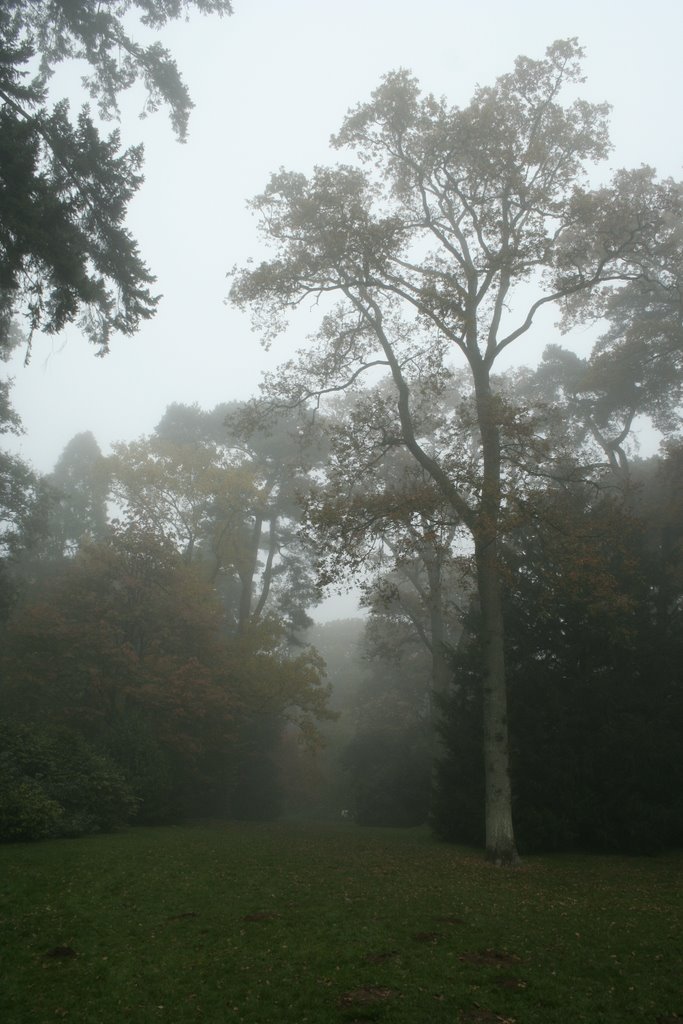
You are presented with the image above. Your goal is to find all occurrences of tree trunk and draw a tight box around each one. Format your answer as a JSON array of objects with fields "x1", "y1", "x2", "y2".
[
  {"x1": 475, "y1": 534, "x2": 518, "y2": 865},
  {"x1": 237, "y1": 514, "x2": 264, "y2": 633},
  {"x1": 375, "y1": 305, "x2": 518, "y2": 862},
  {"x1": 473, "y1": 366, "x2": 519, "y2": 866}
]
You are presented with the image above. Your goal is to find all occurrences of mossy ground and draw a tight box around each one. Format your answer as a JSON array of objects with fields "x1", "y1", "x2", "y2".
[{"x1": 1, "y1": 821, "x2": 680, "y2": 1023}]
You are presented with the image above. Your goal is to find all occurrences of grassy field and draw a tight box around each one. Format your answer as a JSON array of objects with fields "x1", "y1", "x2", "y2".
[{"x1": 0, "y1": 821, "x2": 681, "y2": 1024}]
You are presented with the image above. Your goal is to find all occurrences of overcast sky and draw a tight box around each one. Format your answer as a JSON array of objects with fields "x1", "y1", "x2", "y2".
[{"x1": 6, "y1": 0, "x2": 683, "y2": 479}]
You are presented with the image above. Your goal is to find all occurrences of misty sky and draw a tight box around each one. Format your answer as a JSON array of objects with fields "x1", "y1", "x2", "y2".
[{"x1": 6, "y1": 0, "x2": 683, "y2": 477}]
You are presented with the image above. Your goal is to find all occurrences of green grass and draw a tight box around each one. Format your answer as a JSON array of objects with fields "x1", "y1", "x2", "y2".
[{"x1": 0, "y1": 822, "x2": 681, "y2": 1024}]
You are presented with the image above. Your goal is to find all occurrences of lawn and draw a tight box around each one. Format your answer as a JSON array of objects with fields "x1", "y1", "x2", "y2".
[{"x1": 0, "y1": 821, "x2": 680, "y2": 1023}]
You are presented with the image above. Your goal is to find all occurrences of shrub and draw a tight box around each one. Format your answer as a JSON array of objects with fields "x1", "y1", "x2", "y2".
[
  {"x1": 0, "y1": 778, "x2": 64, "y2": 841},
  {"x1": 0, "y1": 721, "x2": 138, "y2": 841}
]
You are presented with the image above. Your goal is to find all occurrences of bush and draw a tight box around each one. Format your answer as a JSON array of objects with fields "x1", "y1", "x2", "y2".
[
  {"x1": 0, "y1": 721, "x2": 138, "y2": 841},
  {"x1": 0, "y1": 778, "x2": 64, "y2": 841}
]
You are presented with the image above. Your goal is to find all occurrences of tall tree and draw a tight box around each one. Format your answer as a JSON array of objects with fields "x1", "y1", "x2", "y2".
[
  {"x1": 231, "y1": 41, "x2": 672, "y2": 862},
  {"x1": 0, "y1": 0, "x2": 233, "y2": 351},
  {"x1": 109, "y1": 432, "x2": 257, "y2": 568},
  {"x1": 153, "y1": 401, "x2": 324, "y2": 636},
  {"x1": 0, "y1": 329, "x2": 52, "y2": 614},
  {"x1": 47, "y1": 431, "x2": 109, "y2": 555}
]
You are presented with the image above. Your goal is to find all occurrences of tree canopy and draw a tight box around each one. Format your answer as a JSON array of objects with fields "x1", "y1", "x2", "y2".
[
  {"x1": 231, "y1": 39, "x2": 681, "y2": 862},
  {"x1": 0, "y1": 0, "x2": 233, "y2": 351}
]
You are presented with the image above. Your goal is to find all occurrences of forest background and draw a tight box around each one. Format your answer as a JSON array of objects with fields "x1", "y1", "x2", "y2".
[{"x1": 0, "y1": 1, "x2": 682, "y2": 858}]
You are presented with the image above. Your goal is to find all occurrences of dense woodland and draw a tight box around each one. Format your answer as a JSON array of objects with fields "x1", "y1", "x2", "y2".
[
  {"x1": 1, "y1": 5, "x2": 682, "y2": 857},
  {"x1": 2, "y1": 401, "x2": 682, "y2": 853}
]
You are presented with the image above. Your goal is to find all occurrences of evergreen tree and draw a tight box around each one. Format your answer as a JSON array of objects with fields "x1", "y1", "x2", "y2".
[{"x1": 0, "y1": 1, "x2": 233, "y2": 351}]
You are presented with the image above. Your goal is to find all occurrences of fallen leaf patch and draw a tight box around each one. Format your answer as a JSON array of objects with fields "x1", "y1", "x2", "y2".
[
  {"x1": 339, "y1": 986, "x2": 395, "y2": 1006},
  {"x1": 44, "y1": 946, "x2": 77, "y2": 959},
  {"x1": 458, "y1": 949, "x2": 521, "y2": 968}
]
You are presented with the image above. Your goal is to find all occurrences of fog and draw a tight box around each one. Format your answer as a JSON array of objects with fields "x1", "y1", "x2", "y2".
[
  {"x1": 2, "y1": 0, "x2": 683, "y2": 869},
  {"x1": 5, "y1": 0, "x2": 682, "y2": 478}
]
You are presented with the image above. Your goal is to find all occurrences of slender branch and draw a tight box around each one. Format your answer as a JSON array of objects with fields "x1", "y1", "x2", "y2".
[{"x1": 351, "y1": 287, "x2": 477, "y2": 531}]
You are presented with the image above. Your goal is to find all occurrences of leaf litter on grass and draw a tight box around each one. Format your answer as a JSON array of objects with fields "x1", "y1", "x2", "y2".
[
  {"x1": 459, "y1": 1011, "x2": 516, "y2": 1024},
  {"x1": 363, "y1": 950, "x2": 400, "y2": 964},
  {"x1": 412, "y1": 931, "x2": 442, "y2": 943},
  {"x1": 492, "y1": 976, "x2": 528, "y2": 991},
  {"x1": 338, "y1": 985, "x2": 396, "y2": 1007},
  {"x1": 458, "y1": 950, "x2": 522, "y2": 968},
  {"x1": 3, "y1": 823, "x2": 682, "y2": 1024}
]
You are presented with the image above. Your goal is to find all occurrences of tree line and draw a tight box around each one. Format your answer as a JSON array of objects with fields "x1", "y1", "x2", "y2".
[
  {"x1": 1, "y1": 9, "x2": 682, "y2": 857},
  {"x1": 2, "y1": 381, "x2": 681, "y2": 853},
  {"x1": 0, "y1": 408, "x2": 334, "y2": 839}
]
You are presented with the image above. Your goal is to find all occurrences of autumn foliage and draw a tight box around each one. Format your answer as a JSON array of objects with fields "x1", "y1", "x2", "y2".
[{"x1": 0, "y1": 524, "x2": 330, "y2": 836}]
